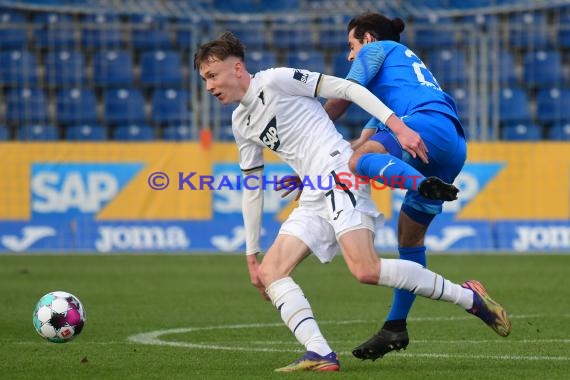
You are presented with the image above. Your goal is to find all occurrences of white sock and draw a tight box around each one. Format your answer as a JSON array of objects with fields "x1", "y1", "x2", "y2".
[
  {"x1": 265, "y1": 277, "x2": 332, "y2": 356},
  {"x1": 378, "y1": 259, "x2": 474, "y2": 309}
]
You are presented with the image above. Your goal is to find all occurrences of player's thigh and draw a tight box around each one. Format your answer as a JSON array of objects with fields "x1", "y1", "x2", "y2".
[{"x1": 278, "y1": 205, "x2": 339, "y2": 264}]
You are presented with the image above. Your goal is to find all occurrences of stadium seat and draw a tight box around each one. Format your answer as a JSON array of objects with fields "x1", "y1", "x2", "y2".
[
  {"x1": 152, "y1": 88, "x2": 191, "y2": 124},
  {"x1": 0, "y1": 50, "x2": 39, "y2": 86},
  {"x1": 92, "y1": 50, "x2": 134, "y2": 87},
  {"x1": 17, "y1": 124, "x2": 59, "y2": 141},
  {"x1": 215, "y1": 125, "x2": 235, "y2": 141},
  {"x1": 413, "y1": 15, "x2": 457, "y2": 50},
  {"x1": 547, "y1": 123, "x2": 570, "y2": 140},
  {"x1": 81, "y1": 13, "x2": 123, "y2": 49},
  {"x1": 140, "y1": 50, "x2": 183, "y2": 87},
  {"x1": 0, "y1": 125, "x2": 9, "y2": 140},
  {"x1": 536, "y1": 88, "x2": 570, "y2": 124},
  {"x1": 501, "y1": 123, "x2": 542, "y2": 141},
  {"x1": 32, "y1": 12, "x2": 75, "y2": 49},
  {"x1": 0, "y1": 9, "x2": 27, "y2": 49},
  {"x1": 522, "y1": 50, "x2": 564, "y2": 89},
  {"x1": 508, "y1": 11, "x2": 551, "y2": 50},
  {"x1": 65, "y1": 124, "x2": 108, "y2": 141},
  {"x1": 492, "y1": 87, "x2": 532, "y2": 124},
  {"x1": 104, "y1": 88, "x2": 146, "y2": 125},
  {"x1": 246, "y1": 51, "x2": 277, "y2": 74},
  {"x1": 56, "y1": 88, "x2": 98, "y2": 126},
  {"x1": 129, "y1": 14, "x2": 172, "y2": 51},
  {"x1": 287, "y1": 51, "x2": 325, "y2": 72},
  {"x1": 272, "y1": 18, "x2": 312, "y2": 50},
  {"x1": 317, "y1": 15, "x2": 352, "y2": 50},
  {"x1": 45, "y1": 50, "x2": 86, "y2": 87},
  {"x1": 113, "y1": 124, "x2": 154, "y2": 141},
  {"x1": 427, "y1": 49, "x2": 469, "y2": 88},
  {"x1": 213, "y1": 103, "x2": 236, "y2": 126},
  {"x1": 449, "y1": 87, "x2": 474, "y2": 126},
  {"x1": 6, "y1": 88, "x2": 47, "y2": 124},
  {"x1": 163, "y1": 124, "x2": 194, "y2": 141},
  {"x1": 225, "y1": 18, "x2": 266, "y2": 50},
  {"x1": 331, "y1": 51, "x2": 352, "y2": 77},
  {"x1": 556, "y1": 12, "x2": 570, "y2": 49},
  {"x1": 488, "y1": 49, "x2": 518, "y2": 86}
]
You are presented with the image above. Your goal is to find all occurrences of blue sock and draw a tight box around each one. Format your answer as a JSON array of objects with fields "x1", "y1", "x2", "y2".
[
  {"x1": 386, "y1": 246, "x2": 427, "y2": 321},
  {"x1": 356, "y1": 153, "x2": 425, "y2": 191}
]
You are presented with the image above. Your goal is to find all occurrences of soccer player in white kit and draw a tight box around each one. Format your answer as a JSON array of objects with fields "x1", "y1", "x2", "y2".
[{"x1": 194, "y1": 32, "x2": 511, "y2": 372}]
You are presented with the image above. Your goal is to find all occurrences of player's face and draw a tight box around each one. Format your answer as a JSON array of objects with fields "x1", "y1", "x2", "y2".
[
  {"x1": 199, "y1": 56, "x2": 243, "y2": 105},
  {"x1": 347, "y1": 28, "x2": 365, "y2": 62}
]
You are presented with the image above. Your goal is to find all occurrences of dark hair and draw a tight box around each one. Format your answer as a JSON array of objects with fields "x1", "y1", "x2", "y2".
[
  {"x1": 347, "y1": 12, "x2": 405, "y2": 43},
  {"x1": 193, "y1": 31, "x2": 245, "y2": 70}
]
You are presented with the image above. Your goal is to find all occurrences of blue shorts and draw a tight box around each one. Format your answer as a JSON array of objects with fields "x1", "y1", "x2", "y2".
[{"x1": 369, "y1": 111, "x2": 467, "y2": 215}]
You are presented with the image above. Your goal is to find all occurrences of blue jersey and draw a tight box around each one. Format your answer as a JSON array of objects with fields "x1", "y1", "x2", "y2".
[{"x1": 346, "y1": 41, "x2": 462, "y2": 133}]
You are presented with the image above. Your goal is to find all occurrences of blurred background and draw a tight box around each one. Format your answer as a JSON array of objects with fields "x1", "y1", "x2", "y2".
[{"x1": 0, "y1": 0, "x2": 568, "y2": 254}]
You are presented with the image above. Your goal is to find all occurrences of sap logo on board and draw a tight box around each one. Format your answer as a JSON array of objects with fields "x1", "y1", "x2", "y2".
[
  {"x1": 512, "y1": 226, "x2": 570, "y2": 251},
  {"x1": 95, "y1": 226, "x2": 190, "y2": 252},
  {"x1": 31, "y1": 163, "x2": 143, "y2": 216}
]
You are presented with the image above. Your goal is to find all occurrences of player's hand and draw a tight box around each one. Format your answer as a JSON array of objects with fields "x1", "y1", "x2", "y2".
[
  {"x1": 385, "y1": 115, "x2": 429, "y2": 164},
  {"x1": 275, "y1": 175, "x2": 303, "y2": 200},
  {"x1": 246, "y1": 253, "x2": 270, "y2": 301}
]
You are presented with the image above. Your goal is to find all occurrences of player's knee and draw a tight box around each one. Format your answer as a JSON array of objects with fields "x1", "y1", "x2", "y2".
[
  {"x1": 350, "y1": 265, "x2": 379, "y2": 284},
  {"x1": 349, "y1": 153, "x2": 363, "y2": 175}
]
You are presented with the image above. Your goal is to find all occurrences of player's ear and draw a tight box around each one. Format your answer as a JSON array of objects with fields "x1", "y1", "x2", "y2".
[
  {"x1": 234, "y1": 60, "x2": 244, "y2": 76},
  {"x1": 363, "y1": 32, "x2": 375, "y2": 43}
]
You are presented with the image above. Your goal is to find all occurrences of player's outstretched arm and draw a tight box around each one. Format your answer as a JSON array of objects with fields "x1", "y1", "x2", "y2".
[{"x1": 317, "y1": 75, "x2": 428, "y2": 164}]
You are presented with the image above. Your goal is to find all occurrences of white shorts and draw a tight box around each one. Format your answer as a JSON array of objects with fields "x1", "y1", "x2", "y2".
[{"x1": 279, "y1": 171, "x2": 381, "y2": 263}]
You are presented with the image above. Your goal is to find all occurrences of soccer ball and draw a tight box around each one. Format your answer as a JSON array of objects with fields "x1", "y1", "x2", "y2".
[{"x1": 32, "y1": 291, "x2": 86, "y2": 343}]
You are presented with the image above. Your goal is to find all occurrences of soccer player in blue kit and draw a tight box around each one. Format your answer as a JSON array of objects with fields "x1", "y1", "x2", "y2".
[{"x1": 323, "y1": 12, "x2": 470, "y2": 360}]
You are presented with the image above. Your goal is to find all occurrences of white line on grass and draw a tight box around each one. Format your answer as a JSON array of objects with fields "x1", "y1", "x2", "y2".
[{"x1": 127, "y1": 315, "x2": 570, "y2": 362}]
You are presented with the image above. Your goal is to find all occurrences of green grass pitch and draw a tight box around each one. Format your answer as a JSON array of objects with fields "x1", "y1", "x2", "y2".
[{"x1": 1, "y1": 254, "x2": 569, "y2": 379}]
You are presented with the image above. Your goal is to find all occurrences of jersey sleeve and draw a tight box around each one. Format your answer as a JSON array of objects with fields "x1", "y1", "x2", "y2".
[
  {"x1": 234, "y1": 129, "x2": 264, "y2": 172},
  {"x1": 266, "y1": 67, "x2": 323, "y2": 98},
  {"x1": 346, "y1": 43, "x2": 386, "y2": 86}
]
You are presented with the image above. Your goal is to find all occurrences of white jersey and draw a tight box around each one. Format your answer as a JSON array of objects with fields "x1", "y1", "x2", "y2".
[{"x1": 232, "y1": 68, "x2": 352, "y2": 182}]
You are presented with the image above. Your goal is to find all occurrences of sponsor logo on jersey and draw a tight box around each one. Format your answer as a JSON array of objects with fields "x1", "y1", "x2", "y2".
[
  {"x1": 293, "y1": 69, "x2": 309, "y2": 83},
  {"x1": 259, "y1": 116, "x2": 280, "y2": 151}
]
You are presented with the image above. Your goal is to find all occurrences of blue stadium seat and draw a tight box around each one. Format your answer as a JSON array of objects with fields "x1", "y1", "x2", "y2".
[
  {"x1": 113, "y1": 124, "x2": 154, "y2": 141},
  {"x1": 413, "y1": 15, "x2": 457, "y2": 50},
  {"x1": 0, "y1": 50, "x2": 39, "y2": 86},
  {"x1": 92, "y1": 50, "x2": 134, "y2": 87},
  {"x1": 489, "y1": 49, "x2": 518, "y2": 85},
  {"x1": 501, "y1": 123, "x2": 542, "y2": 141},
  {"x1": 45, "y1": 50, "x2": 86, "y2": 87},
  {"x1": 215, "y1": 125, "x2": 235, "y2": 141},
  {"x1": 522, "y1": 50, "x2": 564, "y2": 88},
  {"x1": 56, "y1": 88, "x2": 98, "y2": 125},
  {"x1": 547, "y1": 123, "x2": 570, "y2": 141},
  {"x1": 65, "y1": 124, "x2": 108, "y2": 141},
  {"x1": 331, "y1": 51, "x2": 352, "y2": 77},
  {"x1": 272, "y1": 19, "x2": 312, "y2": 50},
  {"x1": 163, "y1": 125, "x2": 194, "y2": 141},
  {"x1": 32, "y1": 12, "x2": 75, "y2": 49},
  {"x1": 104, "y1": 88, "x2": 146, "y2": 124},
  {"x1": 0, "y1": 125, "x2": 9, "y2": 140},
  {"x1": 81, "y1": 13, "x2": 123, "y2": 49},
  {"x1": 492, "y1": 87, "x2": 532, "y2": 124},
  {"x1": 427, "y1": 49, "x2": 469, "y2": 88},
  {"x1": 17, "y1": 124, "x2": 59, "y2": 141},
  {"x1": 6, "y1": 88, "x2": 47, "y2": 124},
  {"x1": 152, "y1": 88, "x2": 191, "y2": 124},
  {"x1": 317, "y1": 15, "x2": 352, "y2": 50},
  {"x1": 140, "y1": 50, "x2": 183, "y2": 87},
  {"x1": 536, "y1": 87, "x2": 570, "y2": 124},
  {"x1": 508, "y1": 11, "x2": 551, "y2": 50},
  {"x1": 129, "y1": 14, "x2": 172, "y2": 51},
  {"x1": 0, "y1": 10, "x2": 27, "y2": 49},
  {"x1": 556, "y1": 12, "x2": 570, "y2": 49},
  {"x1": 225, "y1": 19, "x2": 266, "y2": 51},
  {"x1": 287, "y1": 51, "x2": 325, "y2": 72},
  {"x1": 449, "y1": 87, "x2": 473, "y2": 125},
  {"x1": 246, "y1": 51, "x2": 277, "y2": 73}
]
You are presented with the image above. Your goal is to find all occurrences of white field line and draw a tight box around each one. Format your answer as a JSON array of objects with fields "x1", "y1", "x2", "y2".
[{"x1": 127, "y1": 315, "x2": 570, "y2": 361}]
